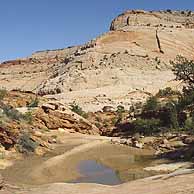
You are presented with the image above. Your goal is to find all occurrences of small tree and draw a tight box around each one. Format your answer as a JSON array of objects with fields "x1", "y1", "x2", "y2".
[
  {"x1": 165, "y1": 102, "x2": 179, "y2": 129},
  {"x1": 171, "y1": 56, "x2": 194, "y2": 90},
  {"x1": 27, "y1": 97, "x2": 39, "y2": 108},
  {"x1": 143, "y1": 96, "x2": 158, "y2": 112}
]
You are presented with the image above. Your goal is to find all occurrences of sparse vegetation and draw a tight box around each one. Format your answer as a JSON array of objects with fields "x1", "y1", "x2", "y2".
[
  {"x1": 23, "y1": 111, "x2": 33, "y2": 124},
  {"x1": 134, "y1": 56, "x2": 194, "y2": 133},
  {"x1": 27, "y1": 97, "x2": 39, "y2": 108},
  {"x1": 0, "y1": 88, "x2": 7, "y2": 100},
  {"x1": 143, "y1": 96, "x2": 159, "y2": 112},
  {"x1": 103, "y1": 120, "x2": 109, "y2": 127},
  {"x1": 165, "y1": 102, "x2": 179, "y2": 129},
  {"x1": 116, "y1": 105, "x2": 125, "y2": 113},
  {"x1": 171, "y1": 56, "x2": 194, "y2": 90},
  {"x1": 184, "y1": 117, "x2": 194, "y2": 132},
  {"x1": 2, "y1": 104, "x2": 23, "y2": 120},
  {"x1": 131, "y1": 118, "x2": 161, "y2": 135},
  {"x1": 95, "y1": 122, "x2": 101, "y2": 128},
  {"x1": 17, "y1": 133, "x2": 38, "y2": 154},
  {"x1": 156, "y1": 87, "x2": 180, "y2": 98},
  {"x1": 70, "y1": 103, "x2": 88, "y2": 118}
]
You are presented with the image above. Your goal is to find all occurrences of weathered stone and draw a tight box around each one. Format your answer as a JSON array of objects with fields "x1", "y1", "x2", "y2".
[
  {"x1": 183, "y1": 136, "x2": 194, "y2": 144},
  {"x1": 33, "y1": 102, "x2": 100, "y2": 135},
  {"x1": 1, "y1": 10, "x2": 194, "y2": 112},
  {"x1": 102, "y1": 106, "x2": 114, "y2": 112},
  {"x1": 132, "y1": 141, "x2": 143, "y2": 149},
  {"x1": 42, "y1": 103, "x2": 57, "y2": 112}
]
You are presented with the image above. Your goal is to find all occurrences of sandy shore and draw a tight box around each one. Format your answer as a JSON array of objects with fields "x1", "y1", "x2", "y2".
[
  {"x1": 2, "y1": 173, "x2": 194, "y2": 194},
  {"x1": 2, "y1": 132, "x2": 157, "y2": 185}
]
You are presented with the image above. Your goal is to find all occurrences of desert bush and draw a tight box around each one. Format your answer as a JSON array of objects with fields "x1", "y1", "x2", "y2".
[
  {"x1": 70, "y1": 103, "x2": 88, "y2": 118},
  {"x1": 156, "y1": 87, "x2": 180, "y2": 97},
  {"x1": 95, "y1": 122, "x2": 101, "y2": 128},
  {"x1": 96, "y1": 116, "x2": 102, "y2": 123},
  {"x1": 143, "y1": 96, "x2": 159, "y2": 112},
  {"x1": 115, "y1": 105, "x2": 125, "y2": 124},
  {"x1": 176, "y1": 89, "x2": 194, "y2": 111},
  {"x1": 131, "y1": 118, "x2": 161, "y2": 135},
  {"x1": 184, "y1": 117, "x2": 193, "y2": 132},
  {"x1": 165, "y1": 102, "x2": 179, "y2": 129},
  {"x1": 2, "y1": 105, "x2": 23, "y2": 120},
  {"x1": 0, "y1": 88, "x2": 7, "y2": 100},
  {"x1": 111, "y1": 116, "x2": 122, "y2": 126},
  {"x1": 23, "y1": 111, "x2": 33, "y2": 124},
  {"x1": 27, "y1": 97, "x2": 39, "y2": 108},
  {"x1": 103, "y1": 120, "x2": 109, "y2": 127},
  {"x1": 185, "y1": 111, "x2": 194, "y2": 133},
  {"x1": 116, "y1": 105, "x2": 125, "y2": 113},
  {"x1": 111, "y1": 117, "x2": 117, "y2": 125},
  {"x1": 17, "y1": 133, "x2": 37, "y2": 153}
]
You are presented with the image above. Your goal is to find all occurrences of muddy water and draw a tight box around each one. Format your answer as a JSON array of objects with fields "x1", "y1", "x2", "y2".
[
  {"x1": 70, "y1": 160, "x2": 122, "y2": 185},
  {"x1": 1, "y1": 142, "x2": 162, "y2": 186}
]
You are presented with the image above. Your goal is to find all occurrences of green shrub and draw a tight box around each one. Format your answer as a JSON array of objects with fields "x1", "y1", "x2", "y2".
[
  {"x1": 70, "y1": 103, "x2": 88, "y2": 118},
  {"x1": 111, "y1": 117, "x2": 117, "y2": 125},
  {"x1": 184, "y1": 117, "x2": 193, "y2": 132},
  {"x1": 2, "y1": 105, "x2": 23, "y2": 120},
  {"x1": 23, "y1": 111, "x2": 33, "y2": 124},
  {"x1": 95, "y1": 122, "x2": 101, "y2": 128},
  {"x1": 184, "y1": 111, "x2": 194, "y2": 133},
  {"x1": 156, "y1": 87, "x2": 180, "y2": 97},
  {"x1": 27, "y1": 97, "x2": 39, "y2": 108},
  {"x1": 165, "y1": 102, "x2": 179, "y2": 129},
  {"x1": 103, "y1": 120, "x2": 109, "y2": 127},
  {"x1": 96, "y1": 116, "x2": 102, "y2": 123},
  {"x1": 171, "y1": 56, "x2": 194, "y2": 89},
  {"x1": 143, "y1": 96, "x2": 159, "y2": 112},
  {"x1": 177, "y1": 89, "x2": 194, "y2": 111},
  {"x1": 111, "y1": 116, "x2": 122, "y2": 126},
  {"x1": 116, "y1": 105, "x2": 125, "y2": 113},
  {"x1": 17, "y1": 133, "x2": 37, "y2": 153},
  {"x1": 131, "y1": 118, "x2": 161, "y2": 135},
  {"x1": 0, "y1": 88, "x2": 7, "y2": 100}
]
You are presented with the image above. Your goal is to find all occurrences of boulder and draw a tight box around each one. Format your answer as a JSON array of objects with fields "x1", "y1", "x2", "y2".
[
  {"x1": 169, "y1": 140, "x2": 186, "y2": 148},
  {"x1": 183, "y1": 136, "x2": 194, "y2": 144},
  {"x1": 42, "y1": 103, "x2": 57, "y2": 112},
  {"x1": 132, "y1": 141, "x2": 143, "y2": 149},
  {"x1": 102, "y1": 106, "x2": 114, "y2": 112}
]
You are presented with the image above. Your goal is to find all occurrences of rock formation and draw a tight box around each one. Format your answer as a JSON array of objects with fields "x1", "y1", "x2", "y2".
[{"x1": 1, "y1": 10, "x2": 194, "y2": 111}]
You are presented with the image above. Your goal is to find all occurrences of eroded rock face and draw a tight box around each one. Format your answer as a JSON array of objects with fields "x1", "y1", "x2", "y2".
[
  {"x1": 33, "y1": 101, "x2": 100, "y2": 135},
  {"x1": 0, "y1": 126, "x2": 18, "y2": 150},
  {"x1": 110, "y1": 10, "x2": 194, "y2": 31},
  {"x1": 1, "y1": 10, "x2": 194, "y2": 111}
]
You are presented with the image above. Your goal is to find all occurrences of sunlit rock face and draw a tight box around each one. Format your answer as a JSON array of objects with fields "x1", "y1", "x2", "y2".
[{"x1": 1, "y1": 10, "x2": 194, "y2": 111}]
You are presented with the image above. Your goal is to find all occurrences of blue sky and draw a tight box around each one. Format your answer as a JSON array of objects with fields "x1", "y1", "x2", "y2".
[{"x1": 1, "y1": 0, "x2": 194, "y2": 62}]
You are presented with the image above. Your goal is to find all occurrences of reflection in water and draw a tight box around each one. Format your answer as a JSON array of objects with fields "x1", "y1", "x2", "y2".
[{"x1": 70, "y1": 160, "x2": 122, "y2": 185}]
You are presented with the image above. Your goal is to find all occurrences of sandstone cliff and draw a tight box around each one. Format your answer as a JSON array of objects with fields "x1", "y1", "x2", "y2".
[{"x1": 1, "y1": 10, "x2": 194, "y2": 111}]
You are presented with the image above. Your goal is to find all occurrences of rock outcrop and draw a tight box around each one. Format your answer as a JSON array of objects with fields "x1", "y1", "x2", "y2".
[
  {"x1": 33, "y1": 101, "x2": 100, "y2": 135},
  {"x1": 1, "y1": 10, "x2": 194, "y2": 111},
  {"x1": 7, "y1": 173, "x2": 194, "y2": 194}
]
